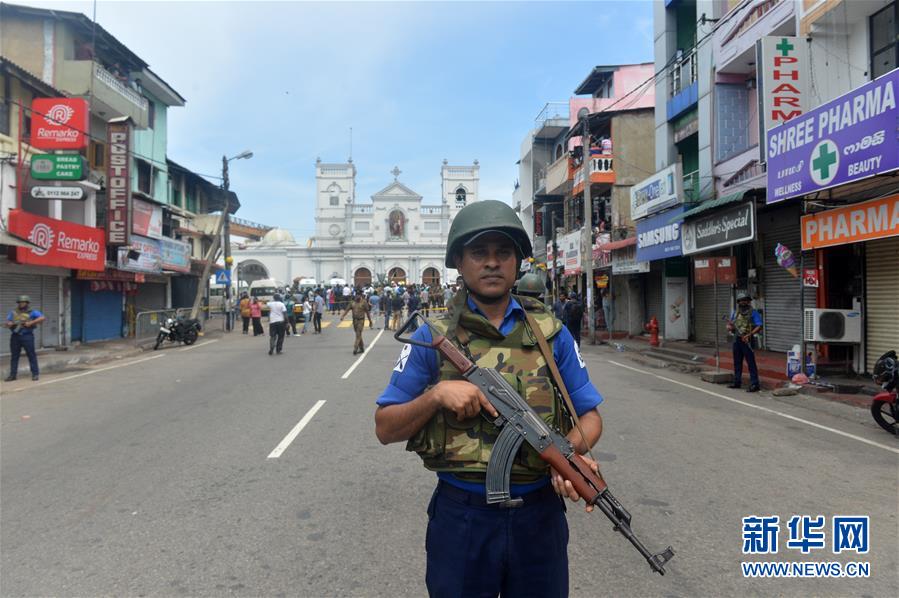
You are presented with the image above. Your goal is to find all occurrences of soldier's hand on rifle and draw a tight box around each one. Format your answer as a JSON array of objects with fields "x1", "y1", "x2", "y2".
[
  {"x1": 551, "y1": 454, "x2": 600, "y2": 513},
  {"x1": 432, "y1": 380, "x2": 499, "y2": 421}
]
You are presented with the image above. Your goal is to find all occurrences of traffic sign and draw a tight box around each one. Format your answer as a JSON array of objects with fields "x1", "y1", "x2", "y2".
[
  {"x1": 30, "y1": 186, "x2": 85, "y2": 200},
  {"x1": 214, "y1": 269, "x2": 231, "y2": 285},
  {"x1": 30, "y1": 154, "x2": 87, "y2": 180}
]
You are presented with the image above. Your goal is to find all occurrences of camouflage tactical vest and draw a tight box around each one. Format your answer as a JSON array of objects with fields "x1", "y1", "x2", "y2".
[
  {"x1": 734, "y1": 309, "x2": 753, "y2": 335},
  {"x1": 405, "y1": 294, "x2": 572, "y2": 482}
]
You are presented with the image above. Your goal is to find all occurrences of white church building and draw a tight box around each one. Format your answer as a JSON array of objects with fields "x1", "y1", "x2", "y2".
[{"x1": 234, "y1": 159, "x2": 481, "y2": 288}]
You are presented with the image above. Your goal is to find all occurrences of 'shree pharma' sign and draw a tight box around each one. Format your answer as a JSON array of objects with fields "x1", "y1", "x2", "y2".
[
  {"x1": 766, "y1": 68, "x2": 898, "y2": 204},
  {"x1": 106, "y1": 119, "x2": 131, "y2": 246}
]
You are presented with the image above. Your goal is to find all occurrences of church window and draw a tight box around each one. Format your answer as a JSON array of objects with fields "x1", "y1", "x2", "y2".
[
  {"x1": 330, "y1": 195, "x2": 339, "y2": 206},
  {"x1": 424, "y1": 221, "x2": 440, "y2": 231},
  {"x1": 355, "y1": 221, "x2": 369, "y2": 231},
  {"x1": 455, "y1": 187, "x2": 467, "y2": 206}
]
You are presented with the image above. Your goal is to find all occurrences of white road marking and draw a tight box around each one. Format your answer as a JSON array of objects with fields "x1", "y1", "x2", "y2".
[
  {"x1": 178, "y1": 339, "x2": 219, "y2": 352},
  {"x1": 267, "y1": 400, "x2": 327, "y2": 459},
  {"x1": 341, "y1": 328, "x2": 385, "y2": 379},
  {"x1": 606, "y1": 360, "x2": 899, "y2": 455},
  {"x1": 2, "y1": 354, "x2": 166, "y2": 395}
]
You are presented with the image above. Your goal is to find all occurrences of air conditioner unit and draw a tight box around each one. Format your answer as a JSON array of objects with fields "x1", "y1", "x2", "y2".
[{"x1": 803, "y1": 309, "x2": 862, "y2": 343}]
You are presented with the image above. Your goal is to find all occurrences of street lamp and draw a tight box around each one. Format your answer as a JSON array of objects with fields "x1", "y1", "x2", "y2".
[{"x1": 222, "y1": 150, "x2": 253, "y2": 331}]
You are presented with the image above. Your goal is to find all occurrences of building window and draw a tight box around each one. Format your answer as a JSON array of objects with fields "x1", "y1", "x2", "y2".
[
  {"x1": 455, "y1": 187, "x2": 467, "y2": 205},
  {"x1": 0, "y1": 73, "x2": 10, "y2": 136},
  {"x1": 137, "y1": 160, "x2": 153, "y2": 194},
  {"x1": 147, "y1": 100, "x2": 156, "y2": 129},
  {"x1": 330, "y1": 195, "x2": 339, "y2": 206},
  {"x1": 715, "y1": 84, "x2": 750, "y2": 162},
  {"x1": 90, "y1": 140, "x2": 105, "y2": 169},
  {"x1": 355, "y1": 220, "x2": 369, "y2": 231},
  {"x1": 871, "y1": 2, "x2": 898, "y2": 80},
  {"x1": 424, "y1": 221, "x2": 440, "y2": 231}
]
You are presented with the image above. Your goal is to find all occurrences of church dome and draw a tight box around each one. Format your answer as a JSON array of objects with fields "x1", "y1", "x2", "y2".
[{"x1": 261, "y1": 228, "x2": 296, "y2": 246}]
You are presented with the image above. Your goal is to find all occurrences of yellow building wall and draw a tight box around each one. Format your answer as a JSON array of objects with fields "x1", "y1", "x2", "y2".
[
  {"x1": 0, "y1": 77, "x2": 41, "y2": 159},
  {"x1": 0, "y1": 15, "x2": 46, "y2": 79}
]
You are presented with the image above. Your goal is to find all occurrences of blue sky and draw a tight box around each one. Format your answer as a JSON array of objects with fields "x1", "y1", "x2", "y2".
[{"x1": 32, "y1": 1, "x2": 654, "y2": 239}]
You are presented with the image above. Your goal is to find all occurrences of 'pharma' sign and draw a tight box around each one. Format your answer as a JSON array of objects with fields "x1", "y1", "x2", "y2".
[
  {"x1": 681, "y1": 201, "x2": 755, "y2": 255},
  {"x1": 756, "y1": 36, "x2": 808, "y2": 163},
  {"x1": 766, "y1": 68, "x2": 898, "y2": 203},
  {"x1": 631, "y1": 163, "x2": 683, "y2": 220},
  {"x1": 636, "y1": 206, "x2": 684, "y2": 261}
]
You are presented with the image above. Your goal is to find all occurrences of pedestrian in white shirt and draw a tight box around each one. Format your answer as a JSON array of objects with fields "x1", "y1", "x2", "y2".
[
  {"x1": 267, "y1": 294, "x2": 287, "y2": 355},
  {"x1": 301, "y1": 297, "x2": 312, "y2": 334}
]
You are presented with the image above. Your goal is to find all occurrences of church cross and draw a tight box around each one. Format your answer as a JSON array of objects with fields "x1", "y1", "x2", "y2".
[{"x1": 391, "y1": 166, "x2": 402, "y2": 180}]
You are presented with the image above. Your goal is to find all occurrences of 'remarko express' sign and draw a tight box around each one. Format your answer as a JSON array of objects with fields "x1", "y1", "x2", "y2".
[
  {"x1": 106, "y1": 118, "x2": 132, "y2": 246},
  {"x1": 636, "y1": 206, "x2": 684, "y2": 261},
  {"x1": 766, "y1": 67, "x2": 898, "y2": 204},
  {"x1": 681, "y1": 201, "x2": 755, "y2": 255}
]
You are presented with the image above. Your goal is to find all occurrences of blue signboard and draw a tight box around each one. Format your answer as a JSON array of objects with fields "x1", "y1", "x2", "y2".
[
  {"x1": 636, "y1": 206, "x2": 685, "y2": 262},
  {"x1": 214, "y1": 269, "x2": 231, "y2": 285}
]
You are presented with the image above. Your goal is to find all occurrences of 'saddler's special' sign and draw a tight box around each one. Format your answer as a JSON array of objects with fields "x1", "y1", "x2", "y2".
[
  {"x1": 801, "y1": 194, "x2": 899, "y2": 250},
  {"x1": 631, "y1": 163, "x2": 683, "y2": 220},
  {"x1": 757, "y1": 36, "x2": 808, "y2": 162},
  {"x1": 132, "y1": 199, "x2": 163, "y2": 239},
  {"x1": 8, "y1": 209, "x2": 105, "y2": 271},
  {"x1": 636, "y1": 206, "x2": 684, "y2": 261},
  {"x1": 107, "y1": 119, "x2": 132, "y2": 245},
  {"x1": 30, "y1": 98, "x2": 89, "y2": 150},
  {"x1": 766, "y1": 68, "x2": 898, "y2": 204},
  {"x1": 681, "y1": 201, "x2": 755, "y2": 255}
]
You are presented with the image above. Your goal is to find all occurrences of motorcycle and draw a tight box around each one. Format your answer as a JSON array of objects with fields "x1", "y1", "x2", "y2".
[
  {"x1": 870, "y1": 350, "x2": 898, "y2": 436},
  {"x1": 153, "y1": 316, "x2": 202, "y2": 350}
]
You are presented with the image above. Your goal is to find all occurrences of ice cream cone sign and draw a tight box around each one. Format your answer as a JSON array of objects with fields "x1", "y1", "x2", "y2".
[{"x1": 775, "y1": 243, "x2": 799, "y2": 278}]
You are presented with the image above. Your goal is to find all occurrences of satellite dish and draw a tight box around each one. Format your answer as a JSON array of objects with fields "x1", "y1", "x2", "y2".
[{"x1": 577, "y1": 107, "x2": 590, "y2": 121}]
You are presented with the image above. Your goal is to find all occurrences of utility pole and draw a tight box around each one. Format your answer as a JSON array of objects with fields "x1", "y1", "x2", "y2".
[
  {"x1": 581, "y1": 114, "x2": 595, "y2": 345},
  {"x1": 222, "y1": 155, "x2": 232, "y2": 332}
]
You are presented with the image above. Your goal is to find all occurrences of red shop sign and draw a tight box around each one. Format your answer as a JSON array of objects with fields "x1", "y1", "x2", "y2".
[
  {"x1": 8, "y1": 209, "x2": 106, "y2": 271},
  {"x1": 30, "y1": 98, "x2": 89, "y2": 150}
]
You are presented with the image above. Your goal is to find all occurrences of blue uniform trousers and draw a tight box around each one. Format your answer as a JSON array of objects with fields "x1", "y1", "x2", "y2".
[
  {"x1": 425, "y1": 481, "x2": 569, "y2": 598},
  {"x1": 9, "y1": 333, "x2": 39, "y2": 377},
  {"x1": 733, "y1": 339, "x2": 759, "y2": 387}
]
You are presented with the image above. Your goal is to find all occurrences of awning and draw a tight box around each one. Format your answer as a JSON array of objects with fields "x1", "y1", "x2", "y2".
[
  {"x1": 596, "y1": 236, "x2": 637, "y2": 251},
  {"x1": 0, "y1": 226, "x2": 42, "y2": 250},
  {"x1": 668, "y1": 191, "x2": 748, "y2": 224}
]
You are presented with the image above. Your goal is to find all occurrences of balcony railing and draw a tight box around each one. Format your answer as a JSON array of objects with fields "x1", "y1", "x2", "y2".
[
  {"x1": 352, "y1": 205, "x2": 373, "y2": 214},
  {"x1": 93, "y1": 63, "x2": 149, "y2": 112},
  {"x1": 669, "y1": 49, "x2": 698, "y2": 98},
  {"x1": 545, "y1": 155, "x2": 572, "y2": 194},
  {"x1": 421, "y1": 206, "x2": 442, "y2": 215},
  {"x1": 683, "y1": 169, "x2": 701, "y2": 203}
]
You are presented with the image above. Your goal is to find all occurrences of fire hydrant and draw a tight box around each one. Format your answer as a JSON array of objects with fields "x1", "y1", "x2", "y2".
[{"x1": 644, "y1": 316, "x2": 660, "y2": 347}]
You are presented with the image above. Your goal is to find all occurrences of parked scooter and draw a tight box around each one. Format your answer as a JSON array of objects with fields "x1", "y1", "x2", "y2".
[
  {"x1": 870, "y1": 350, "x2": 898, "y2": 436},
  {"x1": 153, "y1": 316, "x2": 202, "y2": 350}
]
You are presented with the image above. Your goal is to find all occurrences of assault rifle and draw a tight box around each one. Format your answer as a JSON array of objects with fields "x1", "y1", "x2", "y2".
[{"x1": 394, "y1": 311, "x2": 675, "y2": 575}]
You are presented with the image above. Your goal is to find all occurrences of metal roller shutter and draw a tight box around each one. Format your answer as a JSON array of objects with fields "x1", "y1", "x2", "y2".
[
  {"x1": 759, "y1": 205, "x2": 816, "y2": 352},
  {"x1": 693, "y1": 283, "x2": 731, "y2": 345},
  {"x1": 135, "y1": 282, "x2": 167, "y2": 312},
  {"x1": 865, "y1": 237, "x2": 899, "y2": 373},
  {"x1": 0, "y1": 272, "x2": 58, "y2": 353},
  {"x1": 82, "y1": 290, "x2": 123, "y2": 342},
  {"x1": 41, "y1": 276, "x2": 60, "y2": 348},
  {"x1": 646, "y1": 261, "x2": 666, "y2": 336}
]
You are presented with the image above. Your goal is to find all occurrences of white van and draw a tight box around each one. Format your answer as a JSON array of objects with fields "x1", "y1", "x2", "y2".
[{"x1": 249, "y1": 278, "x2": 282, "y2": 314}]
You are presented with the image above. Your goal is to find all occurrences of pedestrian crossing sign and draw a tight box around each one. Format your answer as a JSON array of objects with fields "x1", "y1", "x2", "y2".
[{"x1": 215, "y1": 269, "x2": 231, "y2": 285}]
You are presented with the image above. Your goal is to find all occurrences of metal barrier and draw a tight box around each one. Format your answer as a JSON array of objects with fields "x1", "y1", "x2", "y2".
[{"x1": 134, "y1": 307, "x2": 225, "y2": 343}]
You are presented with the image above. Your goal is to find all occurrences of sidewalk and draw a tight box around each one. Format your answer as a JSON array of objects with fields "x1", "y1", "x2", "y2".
[
  {"x1": 1, "y1": 328, "x2": 224, "y2": 378},
  {"x1": 588, "y1": 331, "x2": 878, "y2": 410}
]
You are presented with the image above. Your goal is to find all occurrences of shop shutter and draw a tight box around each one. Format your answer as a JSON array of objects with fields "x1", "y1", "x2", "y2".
[
  {"x1": 82, "y1": 290, "x2": 123, "y2": 342},
  {"x1": 646, "y1": 261, "x2": 666, "y2": 336},
  {"x1": 759, "y1": 205, "x2": 816, "y2": 352},
  {"x1": 1, "y1": 272, "x2": 48, "y2": 354},
  {"x1": 693, "y1": 283, "x2": 731, "y2": 345},
  {"x1": 865, "y1": 237, "x2": 899, "y2": 373},
  {"x1": 41, "y1": 276, "x2": 60, "y2": 348},
  {"x1": 135, "y1": 282, "x2": 167, "y2": 312}
]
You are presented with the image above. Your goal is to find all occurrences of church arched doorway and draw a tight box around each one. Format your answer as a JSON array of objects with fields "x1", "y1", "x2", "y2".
[
  {"x1": 422, "y1": 267, "x2": 440, "y2": 287},
  {"x1": 354, "y1": 267, "x2": 372, "y2": 288},
  {"x1": 388, "y1": 267, "x2": 406, "y2": 284},
  {"x1": 237, "y1": 260, "x2": 269, "y2": 285}
]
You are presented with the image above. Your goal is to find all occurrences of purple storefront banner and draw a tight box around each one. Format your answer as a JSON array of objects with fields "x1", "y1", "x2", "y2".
[{"x1": 766, "y1": 68, "x2": 898, "y2": 204}]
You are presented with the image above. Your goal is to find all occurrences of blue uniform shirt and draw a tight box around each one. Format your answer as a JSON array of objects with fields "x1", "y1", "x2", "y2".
[
  {"x1": 377, "y1": 296, "x2": 603, "y2": 495},
  {"x1": 7, "y1": 309, "x2": 43, "y2": 336}
]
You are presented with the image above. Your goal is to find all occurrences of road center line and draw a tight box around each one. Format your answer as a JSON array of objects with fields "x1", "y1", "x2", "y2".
[
  {"x1": 267, "y1": 400, "x2": 327, "y2": 459},
  {"x1": 606, "y1": 360, "x2": 899, "y2": 455},
  {"x1": 2, "y1": 354, "x2": 167, "y2": 395},
  {"x1": 178, "y1": 339, "x2": 219, "y2": 352},
  {"x1": 341, "y1": 328, "x2": 385, "y2": 379}
]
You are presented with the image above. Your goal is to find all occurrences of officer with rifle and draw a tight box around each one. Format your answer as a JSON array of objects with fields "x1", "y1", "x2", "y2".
[
  {"x1": 5, "y1": 295, "x2": 45, "y2": 382},
  {"x1": 374, "y1": 200, "x2": 607, "y2": 596}
]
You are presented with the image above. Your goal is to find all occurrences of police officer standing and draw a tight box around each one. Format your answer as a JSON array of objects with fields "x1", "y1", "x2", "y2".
[
  {"x1": 5, "y1": 295, "x2": 45, "y2": 381},
  {"x1": 727, "y1": 292, "x2": 763, "y2": 392},
  {"x1": 341, "y1": 292, "x2": 373, "y2": 355},
  {"x1": 375, "y1": 200, "x2": 604, "y2": 597}
]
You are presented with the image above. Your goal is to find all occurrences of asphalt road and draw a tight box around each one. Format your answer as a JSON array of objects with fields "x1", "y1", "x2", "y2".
[{"x1": 1, "y1": 315, "x2": 897, "y2": 597}]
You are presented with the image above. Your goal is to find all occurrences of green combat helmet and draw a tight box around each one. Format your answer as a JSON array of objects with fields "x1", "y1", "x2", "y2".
[
  {"x1": 445, "y1": 200, "x2": 533, "y2": 267},
  {"x1": 516, "y1": 273, "x2": 545, "y2": 299}
]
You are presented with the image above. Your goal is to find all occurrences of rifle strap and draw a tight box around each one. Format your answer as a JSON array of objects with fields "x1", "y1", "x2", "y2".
[{"x1": 523, "y1": 309, "x2": 595, "y2": 461}]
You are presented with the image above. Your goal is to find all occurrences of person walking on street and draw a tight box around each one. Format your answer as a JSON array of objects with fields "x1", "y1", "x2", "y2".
[
  {"x1": 368, "y1": 290, "x2": 381, "y2": 329},
  {"x1": 341, "y1": 293, "x2": 373, "y2": 354},
  {"x1": 375, "y1": 200, "x2": 604, "y2": 597},
  {"x1": 284, "y1": 293, "x2": 298, "y2": 336},
  {"x1": 239, "y1": 293, "x2": 251, "y2": 334},
  {"x1": 328, "y1": 288, "x2": 336, "y2": 314},
  {"x1": 267, "y1": 294, "x2": 287, "y2": 355},
  {"x1": 313, "y1": 292, "x2": 325, "y2": 334},
  {"x1": 727, "y1": 292, "x2": 763, "y2": 392},
  {"x1": 564, "y1": 291, "x2": 583, "y2": 347},
  {"x1": 342, "y1": 284, "x2": 352, "y2": 311},
  {"x1": 390, "y1": 290, "x2": 404, "y2": 331},
  {"x1": 301, "y1": 296, "x2": 312, "y2": 334},
  {"x1": 553, "y1": 291, "x2": 567, "y2": 323},
  {"x1": 250, "y1": 297, "x2": 264, "y2": 336},
  {"x1": 383, "y1": 289, "x2": 393, "y2": 330},
  {"x1": 4, "y1": 295, "x2": 45, "y2": 381},
  {"x1": 420, "y1": 286, "x2": 430, "y2": 318}
]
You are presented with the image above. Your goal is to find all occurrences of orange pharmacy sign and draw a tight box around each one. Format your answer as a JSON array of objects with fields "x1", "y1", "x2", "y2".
[{"x1": 801, "y1": 194, "x2": 899, "y2": 250}]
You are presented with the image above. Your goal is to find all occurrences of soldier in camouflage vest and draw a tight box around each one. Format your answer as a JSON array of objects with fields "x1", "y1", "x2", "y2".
[
  {"x1": 726, "y1": 292, "x2": 763, "y2": 392},
  {"x1": 375, "y1": 200, "x2": 604, "y2": 597}
]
